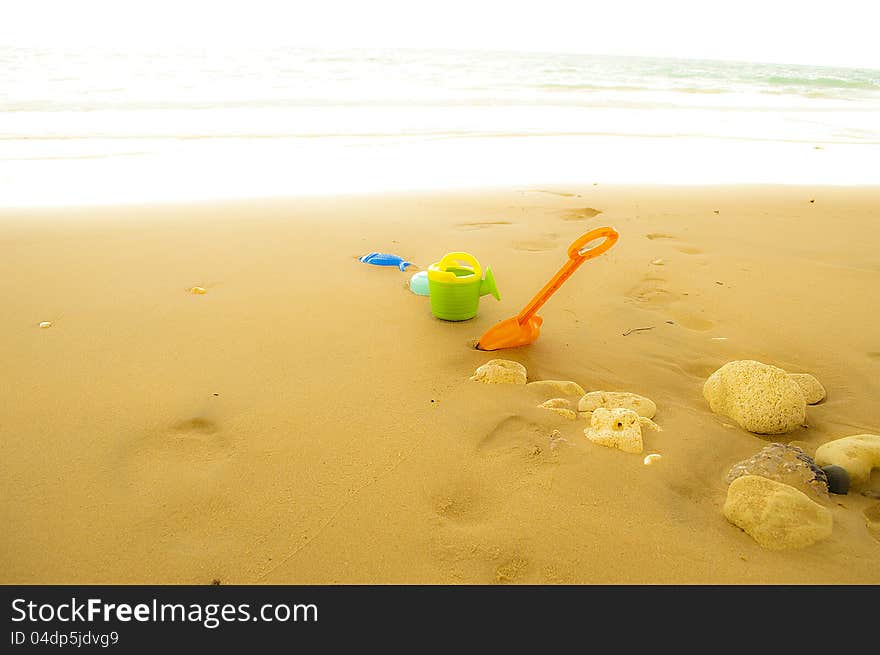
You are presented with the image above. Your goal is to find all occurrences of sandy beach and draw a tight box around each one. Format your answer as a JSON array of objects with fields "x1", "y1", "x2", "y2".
[{"x1": 1, "y1": 184, "x2": 879, "y2": 584}]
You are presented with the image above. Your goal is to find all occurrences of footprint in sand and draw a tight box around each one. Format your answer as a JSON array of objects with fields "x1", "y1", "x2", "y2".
[
  {"x1": 129, "y1": 416, "x2": 230, "y2": 456},
  {"x1": 670, "y1": 312, "x2": 715, "y2": 331},
  {"x1": 456, "y1": 220, "x2": 514, "y2": 231},
  {"x1": 476, "y1": 415, "x2": 551, "y2": 458},
  {"x1": 561, "y1": 207, "x2": 602, "y2": 221},
  {"x1": 645, "y1": 233, "x2": 704, "y2": 256},
  {"x1": 168, "y1": 416, "x2": 223, "y2": 441},
  {"x1": 625, "y1": 274, "x2": 715, "y2": 331},
  {"x1": 117, "y1": 414, "x2": 233, "y2": 498},
  {"x1": 512, "y1": 234, "x2": 559, "y2": 252},
  {"x1": 428, "y1": 467, "x2": 492, "y2": 524},
  {"x1": 626, "y1": 275, "x2": 679, "y2": 308},
  {"x1": 431, "y1": 532, "x2": 535, "y2": 584},
  {"x1": 428, "y1": 411, "x2": 562, "y2": 583},
  {"x1": 646, "y1": 352, "x2": 720, "y2": 380},
  {"x1": 427, "y1": 469, "x2": 536, "y2": 582},
  {"x1": 678, "y1": 358, "x2": 721, "y2": 380},
  {"x1": 494, "y1": 556, "x2": 531, "y2": 584}
]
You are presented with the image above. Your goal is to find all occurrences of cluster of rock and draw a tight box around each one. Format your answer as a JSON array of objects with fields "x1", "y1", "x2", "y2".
[
  {"x1": 471, "y1": 359, "x2": 661, "y2": 456},
  {"x1": 721, "y1": 443, "x2": 834, "y2": 549},
  {"x1": 471, "y1": 357, "x2": 879, "y2": 551},
  {"x1": 705, "y1": 359, "x2": 879, "y2": 549}
]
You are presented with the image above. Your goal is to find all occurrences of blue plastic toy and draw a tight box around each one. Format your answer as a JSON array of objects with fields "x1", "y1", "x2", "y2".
[
  {"x1": 359, "y1": 252, "x2": 413, "y2": 271},
  {"x1": 409, "y1": 271, "x2": 430, "y2": 296}
]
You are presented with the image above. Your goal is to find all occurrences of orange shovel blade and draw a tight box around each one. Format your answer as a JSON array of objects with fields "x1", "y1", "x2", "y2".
[{"x1": 476, "y1": 315, "x2": 543, "y2": 351}]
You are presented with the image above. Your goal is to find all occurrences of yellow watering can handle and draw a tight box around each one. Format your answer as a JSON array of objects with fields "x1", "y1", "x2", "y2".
[{"x1": 436, "y1": 252, "x2": 482, "y2": 279}]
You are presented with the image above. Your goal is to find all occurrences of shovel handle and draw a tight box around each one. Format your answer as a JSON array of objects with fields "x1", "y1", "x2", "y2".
[
  {"x1": 568, "y1": 226, "x2": 619, "y2": 261},
  {"x1": 517, "y1": 227, "x2": 619, "y2": 324}
]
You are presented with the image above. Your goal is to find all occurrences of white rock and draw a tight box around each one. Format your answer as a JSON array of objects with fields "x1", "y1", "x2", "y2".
[
  {"x1": 703, "y1": 360, "x2": 805, "y2": 434},
  {"x1": 578, "y1": 391, "x2": 657, "y2": 419},
  {"x1": 815, "y1": 434, "x2": 880, "y2": 486},
  {"x1": 723, "y1": 475, "x2": 833, "y2": 550},
  {"x1": 39, "y1": 321, "x2": 52, "y2": 329},
  {"x1": 583, "y1": 407, "x2": 655, "y2": 454},
  {"x1": 470, "y1": 359, "x2": 527, "y2": 385}
]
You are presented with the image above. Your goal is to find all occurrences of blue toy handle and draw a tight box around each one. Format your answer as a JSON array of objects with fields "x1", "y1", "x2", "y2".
[{"x1": 359, "y1": 252, "x2": 413, "y2": 271}]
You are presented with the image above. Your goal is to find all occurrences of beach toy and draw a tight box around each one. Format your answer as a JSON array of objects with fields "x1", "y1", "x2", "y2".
[
  {"x1": 359, "y1": 252, "x2": 413, "y2": 271},
  {"x1": 427, "y1": 252, "x2": 500, "y2": 321},
  {"x1": 409, "y1": 271, "x2": 430, "y2": 296},
  {"x1": 477, "y1": 227, "x2": 619, "y2": 351}
]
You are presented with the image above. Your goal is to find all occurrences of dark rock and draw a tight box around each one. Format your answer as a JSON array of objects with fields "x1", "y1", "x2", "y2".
[{"x1": 821, "y1": 465, "x2": 850, "y2": 495}]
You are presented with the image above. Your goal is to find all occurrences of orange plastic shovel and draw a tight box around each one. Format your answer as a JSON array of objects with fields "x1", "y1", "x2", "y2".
[{"x1": 476, "y1": 226, "x2": 619, "y2": 351}]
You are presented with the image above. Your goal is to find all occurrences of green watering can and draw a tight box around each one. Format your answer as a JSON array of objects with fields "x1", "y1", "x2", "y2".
[{"x1": 426, "y1": 252, "x2": 500, "y2": 321}]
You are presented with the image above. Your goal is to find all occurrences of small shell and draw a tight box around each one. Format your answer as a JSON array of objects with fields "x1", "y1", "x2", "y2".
[
  {"x1": 188, "y1": 286, "x2": 207, "y2": 295},
  {"x1": 39, "y1": 321, "x2": 53, "y2": 329},
  {"x1": 651, "y1": 259, "x2": 665, "y2": 266},
  {"x1": 643, "y1": 453, "x2": 662, "y2": 465}
]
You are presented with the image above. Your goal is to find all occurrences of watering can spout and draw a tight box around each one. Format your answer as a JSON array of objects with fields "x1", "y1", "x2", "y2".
[{"x1": 480, "y1": 267, "x2": 501, "y2": 301}]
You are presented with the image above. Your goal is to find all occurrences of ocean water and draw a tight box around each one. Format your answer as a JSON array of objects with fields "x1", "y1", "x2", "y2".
[{"x1": 2, "y1": 47, "x2": 879, "y2": 206}]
